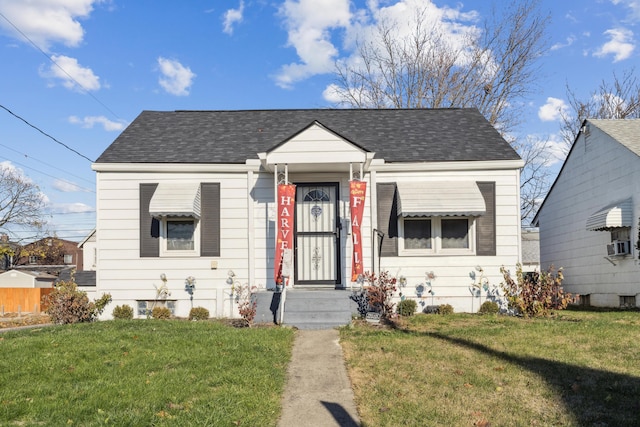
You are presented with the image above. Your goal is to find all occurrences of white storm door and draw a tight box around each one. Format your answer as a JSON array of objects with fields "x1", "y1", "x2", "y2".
[{"x1": 295, "y1": 183, "x2": 340, "y2": 284}]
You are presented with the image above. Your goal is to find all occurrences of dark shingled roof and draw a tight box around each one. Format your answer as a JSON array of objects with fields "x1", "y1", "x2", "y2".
[
  {"x1": 57, "y1": 269, "x2": 96, "y2": 287},
  {"x1": 96, "y1": 108, "x2": 520, "y2": 164}
]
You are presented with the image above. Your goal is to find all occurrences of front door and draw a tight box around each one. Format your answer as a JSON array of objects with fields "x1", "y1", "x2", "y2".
[{"x1": 295, "y1": 183, "x2": 341, "y2": 285}]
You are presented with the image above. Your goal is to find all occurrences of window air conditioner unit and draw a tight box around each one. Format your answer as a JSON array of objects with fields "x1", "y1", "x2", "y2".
[{"x1": 607, "y1": 240, "x2": 631, "y2": 256}]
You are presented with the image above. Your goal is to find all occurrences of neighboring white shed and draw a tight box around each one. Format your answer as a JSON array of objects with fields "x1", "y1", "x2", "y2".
[{"x1": 534, "y1": 119, "x2": 640, "y2": 308}]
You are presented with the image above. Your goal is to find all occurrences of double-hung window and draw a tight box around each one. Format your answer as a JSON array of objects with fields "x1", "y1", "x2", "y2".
[
  {"x1": 400, "y1": 217, "x2": 473, "y2": 255},
  {"x1": 162, "y1": 217, "x2": 199, "y2": 255}
]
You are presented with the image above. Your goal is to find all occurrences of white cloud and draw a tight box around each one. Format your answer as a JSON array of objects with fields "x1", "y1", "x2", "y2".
[
  {"x1": 0, "y1": 0, "x2": 98, "y2": 51},
  {"x1": 550, "y1": 35, "x2": 576, "y2": 51},
  {"x1": 523, "y1": 133, "x2": 567, "y2": 168},
  {"x1": 282, "y1": 0, "x2": 482, "y2": 90},
  {"x1": 157, "y1": 57, "x2": 196, "y2": 96},
  {"x1": 611, "y1": 0, "x2": 640, "y2": 22},
  {"x1": 275, "y1": 0, "x2": 352, "y2": 88},
  {"x1": 40, "y1": 54, "x2": 101, "y2": 91},
  {"x1": 50, "y1": 202, "x2": 94, "y2": 213},
  {"x1": 222, "y1": 1, "x2": 244, "y2": 35},
  {"x1": 52, "y1": 179, "x2": 85, "y2": 192},
  {"x1": 68, "y1": 115, "x2": 128, "y2": 131},
  {"x1": 594, "y1": 28, "x2": 635, "y2": 62},
  {"x1": 538, "y1": 97, "x2": 568, "y2": 122}
]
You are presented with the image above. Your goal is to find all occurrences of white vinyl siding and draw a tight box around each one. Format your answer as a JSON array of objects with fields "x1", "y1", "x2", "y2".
[{"x1": 536, "y1": 123, "x2": 640, "y2": 305}]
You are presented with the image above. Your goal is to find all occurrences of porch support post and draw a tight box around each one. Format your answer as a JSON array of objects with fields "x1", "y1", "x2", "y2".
[
  {"x1": 274, "y1": 163, "x2": 278, "y2": 274},
  {"x1": 247, "y1": 169, "x2": 255, "y2": 289},
  {"x1": 370, "y1": 170, "x2": 378, "y2": 274}
]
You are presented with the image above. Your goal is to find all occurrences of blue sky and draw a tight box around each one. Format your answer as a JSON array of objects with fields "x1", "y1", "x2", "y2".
[{"x1": 0, "y1": 0, "x2": 638, "y2": 241}]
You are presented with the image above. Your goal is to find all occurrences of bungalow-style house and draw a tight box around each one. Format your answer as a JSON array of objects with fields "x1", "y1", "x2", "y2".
[
  {"x1": 533, "y1": 119, "x2": 640, "y2": 308},
  {"x1": 92, "y1": 109, "x2": 524, "y2": 320}
]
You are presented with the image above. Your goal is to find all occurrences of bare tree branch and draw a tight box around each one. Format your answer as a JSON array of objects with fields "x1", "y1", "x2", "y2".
[
  {"x1": 331, "y1": 0, "x2": 550, "y2": 221},
  {"x1": 0, "y1": 164, "x2": 47, "y2": 240},
  {"x1": 561, "y1": 68, "x2": 640, "y2": 148}
]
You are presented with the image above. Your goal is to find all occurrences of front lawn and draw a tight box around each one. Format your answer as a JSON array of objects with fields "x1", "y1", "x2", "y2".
[
  {"x1": 340, "y1": 310, "x2": 640, "y2": 427},
  {"x1": 0, "y1": 320, "x2": 295, "y2": 426}
]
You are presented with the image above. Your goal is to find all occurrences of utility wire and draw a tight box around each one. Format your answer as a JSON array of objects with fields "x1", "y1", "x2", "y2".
[
  {"x1": 0, "y1": 104, "x2": 94, "y2": 162},
  {"x1": 0, "y1": 142, "x2": 95, "y2": 185},
  {"x1": 0, "y1": 11, "x2": 122, "y2": 121},
  {"x1": 0, "y1": 155, "x2": 95, "y2": 193}
]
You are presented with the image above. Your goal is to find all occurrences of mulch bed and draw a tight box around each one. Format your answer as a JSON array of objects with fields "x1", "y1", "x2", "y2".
[{"x1": 0, "y1": 313, "x2": 51, "y2": 329}]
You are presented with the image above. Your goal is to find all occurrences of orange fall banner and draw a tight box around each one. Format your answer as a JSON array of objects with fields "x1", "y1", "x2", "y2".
[
  {"x1": 350, "y1": 180, "x2": 366, "y2": 282},
  {"x1": 275, "y1": 184, "x2": 295, "y2": 285}
]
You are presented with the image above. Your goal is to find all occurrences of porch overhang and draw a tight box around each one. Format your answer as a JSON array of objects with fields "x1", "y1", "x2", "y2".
[
  {"x1": 396, "y1": 181, "x2": 486, "y2": 217},
  {"x1": 148, "y1": 182, "x2": 201, "y2": 218},
  {"x1": 586, "y1": 198, "x2": 633, "y2": 231},
  {"x1": 258, "y1": 151, "x2": 375, "y2": 173}
]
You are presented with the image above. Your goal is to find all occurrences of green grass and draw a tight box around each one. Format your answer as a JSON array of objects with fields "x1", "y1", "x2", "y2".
[
  {"x1": 0, "y1": 320, "x2": 294, "y2": 426},
  {"x1": 340, "y1": 310, "x2": 640, "y2": 427}
]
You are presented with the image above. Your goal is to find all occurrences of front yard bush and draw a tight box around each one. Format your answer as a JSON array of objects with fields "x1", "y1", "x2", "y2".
[
  {"x1": 189, "y1": 306, "x2": 210, "y2": 321},
  {"x1": 501, "y1": 264, "x2": 572, "y2": 317},
  {"x1": 438, "y1": 304, "x2": 454, "y2": 315},
  {"x1": 43, "y1": 279, "x2": 111, "y2": 324},
  {"x1": 478, "y1": 300, "x2": 500, "y2": 315},
  {"x1": 112, "y1": 304, "x2": 134, "y2": 320},
  {"x1": 397, "y1": 299, "x2": 417, "y2": 316},
  {"x1": 151, "y1": 306, "x2": 172, "y2": 319}
]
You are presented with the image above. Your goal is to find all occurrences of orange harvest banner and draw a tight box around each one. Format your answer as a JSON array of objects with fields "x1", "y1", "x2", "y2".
[
  {"x1": 350, "y1": 180, "x2": 366, "y2": 282},
  {"x1": 275, "y1": 184, "x2": 296, "y2": 285}
]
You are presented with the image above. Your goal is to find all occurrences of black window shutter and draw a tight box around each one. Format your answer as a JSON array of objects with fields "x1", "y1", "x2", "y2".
[
  {"x1": 200, "y1": 183, "x2": 221, "y2": 257},
  {"x1": 140, "y1": 183, "x2": 159, "y2": 257},
  {"x1": 476, "y1": 181, "x2": 496, "y2": 256},
  {"x1": 376, "y1": 183, "x2": 398, "y2": 257}
]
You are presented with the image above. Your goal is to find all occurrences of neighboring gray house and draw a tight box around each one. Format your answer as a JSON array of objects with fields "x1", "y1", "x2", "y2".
[
  {"x1": 92, "y1": 109, "x2": 524, "y2": 319},
  {"x1": 534, "y1": 119, "x2": 640, "y2": 308}
]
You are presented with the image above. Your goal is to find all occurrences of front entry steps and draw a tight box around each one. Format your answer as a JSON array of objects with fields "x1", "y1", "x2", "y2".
[{"x1": 254, "y1": 289, "x2": 356, "y2": 330}]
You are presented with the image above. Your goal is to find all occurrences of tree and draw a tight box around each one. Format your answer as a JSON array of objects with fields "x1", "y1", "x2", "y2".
[
  {"x1": 0, "y1": 163, "x2": 47, "y2": 242},
  {"x1": 331, "y1": 0, "x2": 548, "y2": 133},
  {"x1": 560, "y1": 69, "x2": 640, "y2": 148},
  {"x1": 329, "y1": 0, "x2": 550, "y2": 221}
]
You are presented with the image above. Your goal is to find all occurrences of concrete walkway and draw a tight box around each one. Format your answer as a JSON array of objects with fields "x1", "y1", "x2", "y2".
[{"x1": 278, "y1": 329, "x2": 360, "y2": 427}]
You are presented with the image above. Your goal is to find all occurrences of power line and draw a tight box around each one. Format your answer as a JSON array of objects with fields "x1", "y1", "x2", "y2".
[
  {"x1": 0, "y1": 11, "x2": 122, "y2": 121},
  {"x1": 0, "y1": 155, "x2": 95, "y2": 193},
  {"x1": 0, "y1": 142, "x2": 95, "y2": 185},
  {"x1": 0, "y1": 104, "x2": 94, "y2": 162}
]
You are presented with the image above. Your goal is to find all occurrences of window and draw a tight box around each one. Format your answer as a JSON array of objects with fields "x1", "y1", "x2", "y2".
[
  {"x1": 442, "y1": 218, "x2": 469, "y2": 249},
  {"x1": 64, "y1": 254, "x2": 73, "y2": 264},
  {"x1": 611, "y1": 228, "x2": 631, "y2": 242},
  {"x1": 620, "y1": 295, "x2": 636, "y2": 309},
  {"x1": 303, "y1": 189, "x2": 330, "y2": 202},
  {"x1": 137, "y1": 300, "x2": 176, "y2": 317},
  {"x1": 140, "y1": 182, "x2": 220, "y2": 258},
  {"x1": 400, "y1": 217, "x2": 473, "y2": 254},
  {"x1": 403, "y1": 219, "x2": 432, "y2": 249},
  {"x1": 161, "y1": 218, "x2": 199, "y2": 255},
  {"x1": 28, "y1": 255, "x2": 38, "y2": 264}
]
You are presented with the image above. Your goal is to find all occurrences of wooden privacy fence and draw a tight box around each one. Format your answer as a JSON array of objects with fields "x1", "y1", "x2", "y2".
[{"x1": 0, "y1": 288, "x2": 53, "y2": 314}]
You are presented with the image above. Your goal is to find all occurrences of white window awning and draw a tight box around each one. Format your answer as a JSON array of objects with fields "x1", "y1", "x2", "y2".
[
  {"x1": 149, "y1": 183, "x2": 201, "y2": 218},
  {"x1": 586, "y1": 198, "x2": 633, "y2": 231},
  {"x1": 396, "y1": 181, "x2": 486, "y2": 217}
]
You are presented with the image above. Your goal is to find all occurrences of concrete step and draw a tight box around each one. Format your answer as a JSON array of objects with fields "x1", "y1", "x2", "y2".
[
  {"x1": 283, "y1": 289, "x2": 355, "y2": 330},
  {"x1": 253, "y1": 289, "x2": 357, "y2": 329}
]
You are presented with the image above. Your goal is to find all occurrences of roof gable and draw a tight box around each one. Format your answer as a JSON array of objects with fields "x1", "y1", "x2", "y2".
[
  {"x1": 589, "y1": 119, "x2": 640, "y2": 157},
  {"x1": 95, "y1": 109, "x2": 520, "y2": 164},
  {"x1": 533, "y1": 118, "x2": 640, "y2": 226},
  {"x1": 264, "y1": 121, "x2": 368, "y2": 165}
]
